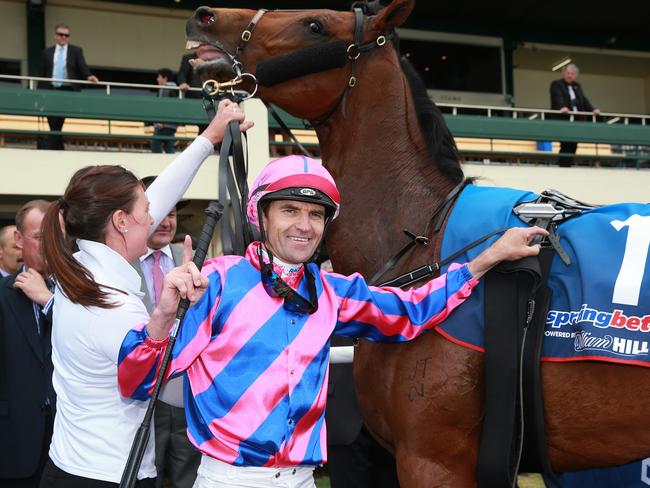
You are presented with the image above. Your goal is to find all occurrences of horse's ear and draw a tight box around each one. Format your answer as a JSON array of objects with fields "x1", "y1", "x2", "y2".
[{"x1": 367, "y1": 0, "x2": 414, "y2": 33}]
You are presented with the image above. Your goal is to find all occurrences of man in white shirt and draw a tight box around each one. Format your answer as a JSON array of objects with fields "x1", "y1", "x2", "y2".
[
  {"x1": 39, "y1": 23, "x2": 98, "y2": 150},
  {"x1": 132, "y1": 176, "x2": 200, "y2": 488},
  {"x1": 0, "y1": 225, "x2": 22, "y2": 278}
]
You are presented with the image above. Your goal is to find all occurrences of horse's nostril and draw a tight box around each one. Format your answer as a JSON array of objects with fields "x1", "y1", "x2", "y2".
[{"x1": 195, "y1": 7, "x2": 215, "y2": 25}]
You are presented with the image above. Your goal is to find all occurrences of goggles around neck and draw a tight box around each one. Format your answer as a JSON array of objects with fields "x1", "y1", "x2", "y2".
[{"x1": 259, "y1": 259, "x2": 318, "y2": 315}]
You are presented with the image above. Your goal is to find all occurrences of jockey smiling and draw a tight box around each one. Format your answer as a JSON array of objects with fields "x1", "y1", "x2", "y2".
[{"x1": 118, "y1": 155, "x2": 547, "y2": 488}]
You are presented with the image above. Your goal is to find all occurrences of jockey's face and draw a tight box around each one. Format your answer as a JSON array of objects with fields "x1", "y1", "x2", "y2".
[{"x1": 264, "y1": 200, "x2": 325, "y2": 265}]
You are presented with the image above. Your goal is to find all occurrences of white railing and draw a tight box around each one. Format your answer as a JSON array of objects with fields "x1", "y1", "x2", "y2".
[
  {"x1": 2, "y1": 74, "x2": 648, "y2": 126},
  {"x1": 437, "y1": 102, "x2": 650, "y2": 126},
  {"x1": 0, "y1": 73, "x2": 202, "y2": 98}
]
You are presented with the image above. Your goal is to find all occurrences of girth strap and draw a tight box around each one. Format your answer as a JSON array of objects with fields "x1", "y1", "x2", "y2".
[{"x1": 477, "y1": 257, "x2": 542, "y2": 488}]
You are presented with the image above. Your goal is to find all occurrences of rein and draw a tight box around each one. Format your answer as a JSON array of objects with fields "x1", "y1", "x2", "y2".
[
  {"x1": 369, "y1": 179, "x2": 471, "y2": 286},
  {"x1": 202, "y1": 89, "x2": 254, "y2": 256}
]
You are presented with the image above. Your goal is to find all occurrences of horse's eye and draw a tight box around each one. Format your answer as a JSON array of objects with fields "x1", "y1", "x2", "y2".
[{"x1": 308, "y1": 21, "x2": 324, "y2": 35}]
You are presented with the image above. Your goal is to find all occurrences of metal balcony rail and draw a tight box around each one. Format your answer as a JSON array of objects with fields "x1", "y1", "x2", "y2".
[
  {"x1": 437, "y1": 102, "x2": 650, "y2": 126},
  {"x1": 0, "y1": 74, "x2": 256, "y2": 98},
  {"x1": 2, "y1": 74, "x2": 648, "y2": 125}
]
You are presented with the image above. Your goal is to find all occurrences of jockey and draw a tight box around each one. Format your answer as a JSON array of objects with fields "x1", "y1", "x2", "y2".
[{"x1": 118, "y1": 155, "x2": 546, "y2": 488}]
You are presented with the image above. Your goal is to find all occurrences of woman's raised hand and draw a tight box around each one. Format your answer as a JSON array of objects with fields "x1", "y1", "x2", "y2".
[{"x1": 201, "y1": 98, "x2": 255, "y2": 145}]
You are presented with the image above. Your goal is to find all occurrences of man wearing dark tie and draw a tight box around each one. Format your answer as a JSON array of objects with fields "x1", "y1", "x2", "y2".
[
  {"x1": 131, "y1": 176, "x2": 200, "y2": 488},
  {"x1": 0, "y1": 200, "x2": 55, "y2": 487},
  {"x1": 39, "y1": 23, "x2": 98, "y2": 150}
]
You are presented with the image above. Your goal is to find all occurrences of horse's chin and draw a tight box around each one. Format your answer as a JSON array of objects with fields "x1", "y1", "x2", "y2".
[{"x1": 194, "y1": 58, "x2": 236, "y2": 83}]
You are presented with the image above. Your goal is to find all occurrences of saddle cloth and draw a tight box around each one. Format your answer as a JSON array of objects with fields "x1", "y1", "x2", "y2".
[{"x1": 437, "y1": 184, "x2": 650, "y2": 367}]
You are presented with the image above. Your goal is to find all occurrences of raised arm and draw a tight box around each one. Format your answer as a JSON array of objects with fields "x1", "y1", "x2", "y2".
[
  {"x1": 146, "y1": 99, "x2": 253, "y2": 231},
  {"x1": 330, "y1": 226, "x2": 547, "y2": 341}
]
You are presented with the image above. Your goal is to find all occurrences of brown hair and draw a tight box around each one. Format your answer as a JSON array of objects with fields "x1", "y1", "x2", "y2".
[{"x1": 42, "y1": 165, "x2": 143, "y2": 308}]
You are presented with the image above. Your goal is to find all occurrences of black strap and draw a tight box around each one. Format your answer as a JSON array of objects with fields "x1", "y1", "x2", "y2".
[
  {"x1": 218, "y1": 121, "x2": 252, "y2": 256},
  {"x1": 477, "y1": 258, "x2": 541, "y2": 488},
  {"x1": 264, "y1": 102, "x2": 313, "y2": 158},
  {"x1": 370, "y1": 179, "x2": 471, "y2": 285},
  {"x1": 378, "y1": 227, "x2": 510, "y2": 288},
  {"x1": 520, "y1": 248, "x2": 557, "y2": 480}
]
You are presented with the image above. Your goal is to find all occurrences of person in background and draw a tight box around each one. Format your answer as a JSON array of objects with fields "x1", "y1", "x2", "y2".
[
  {"x1": 0, "y1": 224, "x2": 22, "y2": 277},
  {"x1": 151, "y1": 68, "x2": 179, "y2": 154},
  {"x1": 132, "y1": 176, "x2": 200, "y2": 488},
  {"x1": 0, "y1": 201, "x2": 56, "y2": 488},
  {"x1": 177, "y1": 53, "x2": 209, "y2": 134},
  {"x1": 549, "y1": 63, "x2": 600, "y2": 167},
  {"x1": 37, "y1": 99, "x2": 251, "y2": 488},
  {"x1": 118, "y1": 154, "x2": 548, "y2": 488},
  {"x1": 39, "y1": 23, "x2": 98, "y2": 150}
]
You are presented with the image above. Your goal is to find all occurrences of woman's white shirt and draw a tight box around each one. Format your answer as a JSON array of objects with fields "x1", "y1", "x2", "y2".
[
  {"x1": 50, "y1": 240, "x2": 154, "y2": 482},
  {"x1": 48, "y1": 136, "x2": 213, "y2": 482}
]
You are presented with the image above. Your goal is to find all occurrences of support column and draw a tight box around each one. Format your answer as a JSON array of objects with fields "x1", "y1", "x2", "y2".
[{"x1": 26, "y1": 0, "x2": 46, "y2": 76}]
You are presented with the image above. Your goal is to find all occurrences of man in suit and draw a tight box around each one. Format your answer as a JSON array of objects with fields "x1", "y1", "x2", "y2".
[
  {"x1": 39, "y1": 23, "x2": 98, "y2": 150},
  {"x1": 132, "y1": 176, "x2": 200, "y2": 488},
  {"x1": 549, "y1": 63, "x2": 600, "y2": 167},
  {"x1": 177, "y1": 53, "x2": 208, "y2": 134},
  {"x1": 0, "y1": 225, "x2": 22, "y2": 277},
  {"x1": 0, "y1": 200, "x2": 55, "y2": 487}
]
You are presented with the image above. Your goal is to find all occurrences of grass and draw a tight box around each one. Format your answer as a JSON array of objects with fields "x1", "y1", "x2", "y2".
[{"x1": 313, "y1": 472, "x2": 545, "y2": 487}]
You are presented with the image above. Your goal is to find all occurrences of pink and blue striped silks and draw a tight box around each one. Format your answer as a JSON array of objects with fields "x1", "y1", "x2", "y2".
[{"x1": 118, "y1": 241, "x2": 478, "y2": 468}]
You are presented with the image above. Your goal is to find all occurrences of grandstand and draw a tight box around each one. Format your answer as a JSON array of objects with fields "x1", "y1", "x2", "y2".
[{"x1": 1, "y1": 0, "x2": 649, "y2": 239}]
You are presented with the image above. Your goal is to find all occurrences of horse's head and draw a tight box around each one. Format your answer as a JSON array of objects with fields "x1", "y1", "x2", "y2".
[{"x1": 185, "y1": 0, "x2": 414, "y2": 119}]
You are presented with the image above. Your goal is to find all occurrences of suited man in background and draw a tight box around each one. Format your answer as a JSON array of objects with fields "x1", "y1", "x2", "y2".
[
  {"x1": 0, "y1": 200, "x2": 55, "y2": 487},
  {"x1": 549, "y1": 63, "x2": 600, "y2": 167},
  {"x1": 177, "y1": 53, "x2": 208, "y2": 134},
  {"x1": 132, "y1": 176, "x2": 200, "y2": 488},
  {"x1": 39, "y1": 23, "x2": 98, "y2": 150}
]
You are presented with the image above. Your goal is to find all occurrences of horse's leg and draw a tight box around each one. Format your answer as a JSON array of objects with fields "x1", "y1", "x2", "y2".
[{"x1": 356, "y1": 332, "x2": 484, "y2": 488}]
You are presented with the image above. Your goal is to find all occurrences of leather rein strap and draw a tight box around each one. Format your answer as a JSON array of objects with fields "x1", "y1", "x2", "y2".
[
  {"x1": 370, "y1": 178, "x2": 472, "y2": 286},
  {"x1": 202, "y1": 90, "x2": 253, "y2": 256}
]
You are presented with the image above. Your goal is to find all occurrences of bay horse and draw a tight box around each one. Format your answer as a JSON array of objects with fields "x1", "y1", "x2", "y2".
[{"x1": 185, "y1": 1, "x2": 650, "y2": 486}]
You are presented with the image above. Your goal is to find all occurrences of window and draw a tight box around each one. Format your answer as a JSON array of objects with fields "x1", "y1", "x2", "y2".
[{"x1": 400, "y1": 39, "x2": 503, "y2": 94}]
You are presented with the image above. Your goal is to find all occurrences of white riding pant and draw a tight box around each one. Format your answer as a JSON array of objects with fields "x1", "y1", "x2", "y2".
[{"x1": 192, "y1": 455, "x2": 316, "y2": 488}]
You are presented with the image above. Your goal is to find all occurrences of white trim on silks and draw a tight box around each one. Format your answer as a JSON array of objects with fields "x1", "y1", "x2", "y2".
[{"x1": 193, "y1": 456, "x2": 316, "y2": 488}]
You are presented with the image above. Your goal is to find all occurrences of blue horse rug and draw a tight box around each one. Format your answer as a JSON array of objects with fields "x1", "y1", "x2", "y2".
[{"x1": 438, "y1": 184, "x2": 650, "y2": 367}]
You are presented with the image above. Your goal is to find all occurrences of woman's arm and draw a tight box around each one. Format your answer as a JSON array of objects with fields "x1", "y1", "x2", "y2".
[{"x1": 146, "y1": 99, "x2": 253, "y2": 231}]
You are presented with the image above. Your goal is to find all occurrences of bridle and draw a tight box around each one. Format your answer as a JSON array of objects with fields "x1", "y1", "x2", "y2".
[
  {"x1": 201, "y1": 8, "x2": 267, "y2": 100},
  {"x1": 201, "y1": 7, "x2": 394, "y2": 126}
]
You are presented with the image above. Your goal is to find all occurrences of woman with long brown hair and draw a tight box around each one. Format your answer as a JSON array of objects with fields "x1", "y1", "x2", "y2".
[{"x1": 38, "y1": 99, "x2": 252, "y2": 488}]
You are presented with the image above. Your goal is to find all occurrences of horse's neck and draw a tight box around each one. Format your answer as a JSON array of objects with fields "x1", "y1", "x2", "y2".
[{"x1": 315, "y1": 70, "x2": 455, "y2": 277}]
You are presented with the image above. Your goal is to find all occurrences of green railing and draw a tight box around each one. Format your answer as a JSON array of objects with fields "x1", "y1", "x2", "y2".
[{"x1": 1, "y1": 84, "x2": 649, "y2": 162}]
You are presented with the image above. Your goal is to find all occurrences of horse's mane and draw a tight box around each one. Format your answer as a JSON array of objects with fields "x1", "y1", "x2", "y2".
[
  {"x1": 399, "y1": 57, "x2": 464, "y2": 184},
  {"x1": 354, "y1": 0, "x2": 463, "y2": 183}
]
